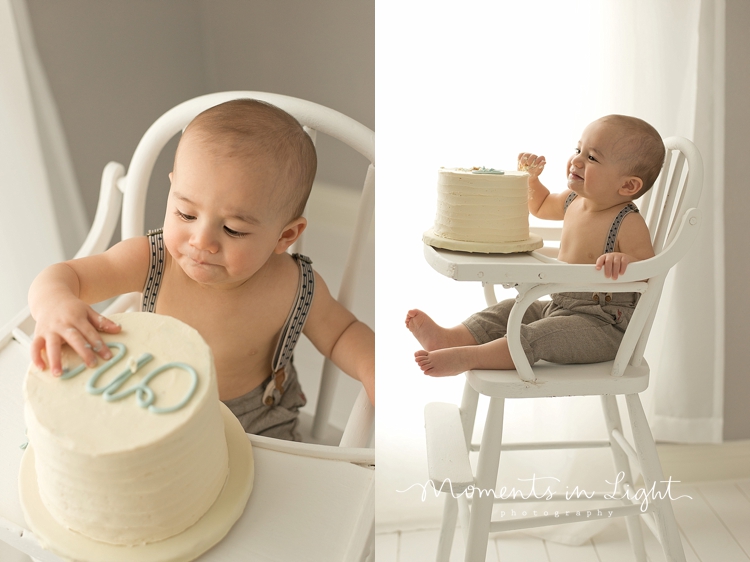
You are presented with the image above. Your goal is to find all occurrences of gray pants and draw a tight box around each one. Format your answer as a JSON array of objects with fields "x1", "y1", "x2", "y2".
[
  {"x1": 463, "y1": 292, "x2": 639, "y2": 366},
  {"x1": 222, "y1": 363, "x2": 306, "y2": 441}
]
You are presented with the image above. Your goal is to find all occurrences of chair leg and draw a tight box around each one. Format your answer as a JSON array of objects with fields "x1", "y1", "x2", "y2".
[
  {"x1": 601, "y1": 395, "x2": 647, "y2": 562},
  {"x1": 459, "y1": 379, "x2": 479, "y2": 444},
  {"x1": 436, "y1": 496, "x2": 458, "y2": 562},
  {"x1": 625, "y1": 394, "x2": 686, "y2": 562},
  {"x1": 465, "y1": 396, "x2": 505, "y2": 562}
]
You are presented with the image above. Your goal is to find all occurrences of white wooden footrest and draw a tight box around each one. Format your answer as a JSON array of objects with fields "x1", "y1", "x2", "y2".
[{"x1": 424, "y1": 403, "x2": 473, "y2": 494}]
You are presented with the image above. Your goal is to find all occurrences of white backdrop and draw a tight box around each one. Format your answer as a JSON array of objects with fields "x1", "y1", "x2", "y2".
[{"x1": 375, "y1": 0, "x2": 723, "y2": 534}]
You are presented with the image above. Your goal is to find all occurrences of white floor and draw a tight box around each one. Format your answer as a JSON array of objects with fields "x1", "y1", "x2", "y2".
[{"x1": 375, "y1": 479, "x2": 750, "y2": 562}]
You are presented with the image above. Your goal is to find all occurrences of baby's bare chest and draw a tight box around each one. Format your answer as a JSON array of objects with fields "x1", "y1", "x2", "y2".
[
  {"x1": 153, "y1": 271, "x2": 298, "y2": 380},
  {"x1": 559, "y1": 211, "x2": 622, "y2": 263}
]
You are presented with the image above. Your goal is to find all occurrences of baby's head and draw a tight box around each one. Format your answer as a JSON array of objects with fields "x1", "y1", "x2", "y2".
[
  {"x1": 164, "y1": 100, "x2": 317, "y2": 287},
  {"x1": 176, "y1": 99, "x2": 317, "y2": 222},
  {"x1": 585, "y1": 115, "x2": 665, "y2": 200}
]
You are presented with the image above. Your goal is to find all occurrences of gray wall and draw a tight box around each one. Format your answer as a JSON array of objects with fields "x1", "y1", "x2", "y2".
[
  {"x1": 26, "y1": 0, "x2": 374, "y2": 236},
  {"x1": 723, "y1": 0, "x2": 750, "y2": 440}
]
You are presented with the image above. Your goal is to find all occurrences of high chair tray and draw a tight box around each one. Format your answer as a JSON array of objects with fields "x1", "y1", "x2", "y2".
[
  {"x1": 0, "y1": 316, "x2": 374, "y2": 562},
  {"x1": 423, "y1": 205, "x2": 698, "y2": 287},
  {"x1": 423, "y1": 244, "x2": 648, "y2": 286}
]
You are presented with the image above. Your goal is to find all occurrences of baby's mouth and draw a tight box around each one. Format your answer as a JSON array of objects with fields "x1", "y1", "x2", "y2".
[
  {"x1": 568, "y1": 172, "x2": 583, "y2": 182},
  {"x1": 189, "y1": 256, "x2": 214, "y2": 266}
]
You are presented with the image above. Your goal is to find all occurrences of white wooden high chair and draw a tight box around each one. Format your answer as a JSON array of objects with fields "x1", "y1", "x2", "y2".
[
  {"x1": 423, "y1": 137, "x2": 702, "y2": 562},
  {"x1": 0, "y1": 92, "x2": 374, "y2": 561}
]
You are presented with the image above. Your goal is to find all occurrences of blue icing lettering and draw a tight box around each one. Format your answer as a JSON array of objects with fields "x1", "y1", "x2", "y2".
[
  {"x1": 105, "y1": 362, "x2": 198, "y2": 414},
  {"x1": 91, "y1": 352, "x2": 152, "y2": 395},
  {"x1": 59, "y1": 343, "x2": 198, "y2": 414},
  {"x1": 471, "y1": 167, "x2": 505, "y2": 175},
  {"x1": 61, "y1": 343, "x2": 125, "y2": 380}
]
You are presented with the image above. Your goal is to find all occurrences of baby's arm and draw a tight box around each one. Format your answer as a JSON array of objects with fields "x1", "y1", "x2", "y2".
[
  {"x1": 517, "y1": 153, "x2": 569, "y2": 220},
  {"x1": 29, "y1": 237, "x2": 150, "y2": 375},
  {"x1": 595, "y1": 212, "x2": 655, "y2": 279},
  {"x1": 302, "y1": 272, "x2": 375, "y2": 406}
]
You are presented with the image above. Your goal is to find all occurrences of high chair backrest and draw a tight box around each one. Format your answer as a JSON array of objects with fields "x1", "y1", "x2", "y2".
[
  {"x1": 79, "y1": 92, "x2": 374, "y2": 446},
  {"x1": 627, "y1": 136, "x2": 703, "y2": 367},
  {"x1": 640, "y1": 137, "x2": 703, "y2": 254}
]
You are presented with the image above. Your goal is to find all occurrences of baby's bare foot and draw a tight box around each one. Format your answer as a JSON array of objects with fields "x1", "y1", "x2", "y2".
[
  {"x1": 405, "y1": 309, "x2": 450, "y2": 351},
  {"x1": 414, "y1": 348, "x2": 474, "y2": 377}
]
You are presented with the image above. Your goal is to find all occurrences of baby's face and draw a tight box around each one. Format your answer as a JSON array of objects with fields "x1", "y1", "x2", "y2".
[
  {"x1": 163, "y1": 135, "x2": 292, "y2": 289},
  {"x1": 566, "y1": 120, "x2": 633, "y2": 204}
]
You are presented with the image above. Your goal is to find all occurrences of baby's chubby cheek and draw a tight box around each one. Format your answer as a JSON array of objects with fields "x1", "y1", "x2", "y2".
[{"x1": 161, "y1": 227, "x2": 181, "y2": 257}]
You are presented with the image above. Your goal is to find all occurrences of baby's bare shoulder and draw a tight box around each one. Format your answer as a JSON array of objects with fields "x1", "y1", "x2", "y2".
[
  {"x1": 249, "y1": 252, "x2": 307, "y2": 303},
  {"x1": 270, "y1": 252, "x2": 305, "y2": 283},
  {"x1": 620, "y1": 208, "x2": 650, "y2": 234},
  {"x1": 617, "y1": 210, "x2": 654, "y2": 258}
]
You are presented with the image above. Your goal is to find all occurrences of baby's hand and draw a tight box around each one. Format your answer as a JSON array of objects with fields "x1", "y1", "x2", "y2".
[
  {"x1": 517, "y1": 153, "x2": 546, "y2": 178},
  {"x1": 30, "y1": 298, "x2": 121, "y2": 376},
  {"x1": 595, "y1": 253, "x2": 633, "y2": 280}
]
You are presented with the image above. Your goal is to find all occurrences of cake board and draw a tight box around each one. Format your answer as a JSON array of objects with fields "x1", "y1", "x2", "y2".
[
  {"x1": 423, "y1": 228, "x2": 543, "y2": 254},
  {"x1": 19, "y1": 403, "x2": 253, "y2": 562}
]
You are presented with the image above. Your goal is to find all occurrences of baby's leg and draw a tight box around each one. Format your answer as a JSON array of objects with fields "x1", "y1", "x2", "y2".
[
  {"x1": 415, "y1": 337, "x2": 515, "y2": 377},
  {"x1": 463, "y1": 298, "x2": 548, "y2": 343},
  {"x1": 413, "y1": 298, "x2": 549, "y2": 377},
  {"x1": 405, "y1": 309, "x2": 476, "y2": 351},
  {"x1": 528, "y1": 309, "x2": 625, "y2": 364}
]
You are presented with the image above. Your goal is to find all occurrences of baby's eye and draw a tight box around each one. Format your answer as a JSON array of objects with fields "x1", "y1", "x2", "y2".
[
  {"x1": 588, "y1": 155, "x2": 598, "y2": 162},
  {"x1": 175, "y1": 210, "x2": 195, "y2": 221},
  {"x1": 574, "y1": 148, "x2": 581, "y2": 155},
  {"x1": 224, "y1": 226, "x2": 248, "y2": 238}
]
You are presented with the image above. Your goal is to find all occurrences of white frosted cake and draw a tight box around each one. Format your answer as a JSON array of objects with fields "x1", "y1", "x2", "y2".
[
  {"x1": 423, "y1": 167, "x2": 543, "y2": 253},
  {"x1": 23, "y1": 312, "x2": 230, "y2": 547}
]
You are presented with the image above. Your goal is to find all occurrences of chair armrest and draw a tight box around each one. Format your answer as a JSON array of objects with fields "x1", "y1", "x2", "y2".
[
  {"x1": 504, "y1": 280, "x2": 659, "y2": 381},
  {"x1": 0, "y1": 306, "x2": 33, "y2": 349},
  {"x1": 248, "y1": 434, "x2": 374, "y2": 465},
  {"x1": 74, "y1": 162, "x2": 124, "y2": 258}
]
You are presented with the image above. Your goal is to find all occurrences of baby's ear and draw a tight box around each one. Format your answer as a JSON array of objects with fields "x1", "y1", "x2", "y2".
[
  {"x1": 619, "y1": 176, "x2": 643, "y2": 198},
  {"x1": 274, "y1": 217, "x2": 307, "y2": 254}
]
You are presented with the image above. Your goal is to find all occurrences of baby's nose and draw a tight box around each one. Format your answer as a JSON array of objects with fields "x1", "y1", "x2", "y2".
[{"x1": 190, "y1": 228, "x2": 219, "y2": 253}]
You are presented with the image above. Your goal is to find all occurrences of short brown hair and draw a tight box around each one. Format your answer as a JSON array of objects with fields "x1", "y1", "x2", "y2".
[
  {"x1": 179, "y1": 99, "x2": 317, "y2": 220},
  {"x1": 599, "y1": 114, "x2": 665, "y2": 199}
]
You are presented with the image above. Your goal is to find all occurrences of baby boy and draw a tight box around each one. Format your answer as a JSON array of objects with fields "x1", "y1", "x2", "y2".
[
  {"x1": 407, "y1": 114, "x2": 663, "y2": 376},
  {"x1": 29, "y1": 99, "x2": 374, "y2": 440}
]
